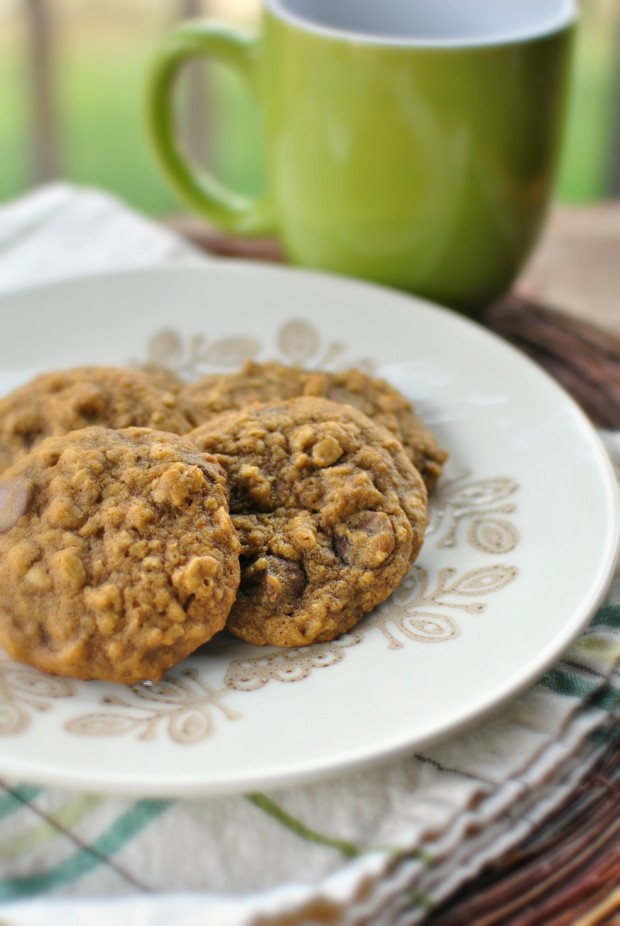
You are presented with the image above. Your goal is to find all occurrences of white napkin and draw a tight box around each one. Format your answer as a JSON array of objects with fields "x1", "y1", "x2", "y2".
[{"x1": 0, "y1": 183, "x2": 204, "y2": 294}]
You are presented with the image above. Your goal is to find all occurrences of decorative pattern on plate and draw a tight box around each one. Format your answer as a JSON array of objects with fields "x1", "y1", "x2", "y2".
[
  {"x1": 0, "y1": 656, "x2": 76, "y2": 736},
  {"x1": 224, "y1": 560, "x2": 519, "y2": 692},
  {"x1": 427, "y1": 470, "x2": 519, "y2": 552},
  {"x1": 64, "y1": 670, "x2": 240, "y2": 745},
  {"x1": 372, "y1": 564, "x2": 518, "y2": 650},
  {"x1": 225, "y1": 631, "x2": 364, "y2": 692},
  {"x1": 139, "y1": 318, "x2": 374, "y2": 378}
]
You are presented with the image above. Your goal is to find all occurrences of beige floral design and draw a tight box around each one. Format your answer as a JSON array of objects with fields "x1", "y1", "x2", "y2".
[
  {"x1": 139, "y1": 318, "x2": 374, "y2": 378},
  {"x1": 428, "y1": 470, "x2": 519, "y2": 553},
  {"x1": 225, "y1": 631, "x2": 365, "y2": 691},
  {"x1": 224, "y1": 562, "x2": 518, "y2": 691},
  {"x1": 64, "y1": 669, "x2": 240, "y2": 745},
  {"x1": 372, "y1": 564, "x2": 518, "y2": 650},
  {"x1": 0, "y1": 656, "x2": 75, "y2": 736}
]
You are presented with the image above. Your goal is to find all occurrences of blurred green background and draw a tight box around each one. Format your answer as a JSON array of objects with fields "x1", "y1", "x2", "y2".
[{"x1": 0, "y1": 0, "x2": 618, "y2": 216}]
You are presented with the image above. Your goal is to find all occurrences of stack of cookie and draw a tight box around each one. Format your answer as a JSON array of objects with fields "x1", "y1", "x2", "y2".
[{"x1": 0, "y1": 362, "x2": 446, "y2": 685}]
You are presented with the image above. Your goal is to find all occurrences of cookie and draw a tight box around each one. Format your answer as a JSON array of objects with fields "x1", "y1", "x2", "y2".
[
  {"x1": 181, "y1": 360, "x2": 447, "y2": 491},
  {"x1": 0, "y1": 366, "x2": 196, "y2": 475},
  {"x1": 0, "y1": 427, "x2": 240, "y2": 684},
  {"x1": 138, "y1": 365, "x2": 185, "y2": 394},
  {"x1": 191, "y1": 397, "x2": 428, "y2": 647}
]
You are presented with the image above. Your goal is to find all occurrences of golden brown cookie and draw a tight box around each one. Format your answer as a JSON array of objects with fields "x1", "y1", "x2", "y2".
[
  {"x1": 0, "y1": 366, "x2": 196, "y2": 475},
  {"x1": 191, "y1": 397, "x2": 428, "y2": 647},
  {"x1": 138, "y1": 366, "x2": 185, "y2": 394},
  {"x1": 0, "y1": 427, "x2": 240, "y2": 684},
  {"x1": 181, "y1": 360, "x2": 447, "y2": 491}
]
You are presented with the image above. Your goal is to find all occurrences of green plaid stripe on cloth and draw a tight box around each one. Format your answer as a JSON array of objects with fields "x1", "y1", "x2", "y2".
[{"x1": 0, "y1": 186, "x2": 618, "y2": 926}]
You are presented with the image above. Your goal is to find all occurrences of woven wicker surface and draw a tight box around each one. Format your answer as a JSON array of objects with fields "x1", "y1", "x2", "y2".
[
  {"x1": 427, "y1": 734, "x2": 620, "y2": 925},
  {"x1": 482, "y1": 296, "x2": 620, "y2": 430},
  {"x1": 169, "y1": 214, "x2": 620, "y2": 924}
]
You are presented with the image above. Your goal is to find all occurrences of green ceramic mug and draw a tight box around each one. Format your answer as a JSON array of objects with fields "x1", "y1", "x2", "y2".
[{"x1": 148, "y1": 0, "x2": 576, "y2": 314}]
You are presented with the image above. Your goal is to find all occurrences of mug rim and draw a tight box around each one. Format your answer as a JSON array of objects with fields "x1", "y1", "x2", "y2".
[{"x1": 264, "y1": 0, "x2": 577, "y2": 48}]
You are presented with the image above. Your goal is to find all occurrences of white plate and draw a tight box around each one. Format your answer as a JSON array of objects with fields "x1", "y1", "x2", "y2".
[{"x1": 0, "y1": 264, "x2": 618, "y2": 797}]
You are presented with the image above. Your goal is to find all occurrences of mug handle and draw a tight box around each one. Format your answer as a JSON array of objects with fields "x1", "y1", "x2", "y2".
[{"x1": 147, "y1": 22, "x2": 274, "y2": 236}]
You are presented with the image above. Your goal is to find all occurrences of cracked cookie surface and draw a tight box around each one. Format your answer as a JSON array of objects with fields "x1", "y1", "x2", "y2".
[
  {"x1": 0, "y1": 366, "x2": 196, "y2": 474},
  {"x1": 182, "y1": 360, "x2": 447, "y2": 491},
  {"x1": 191, "y1": 397, "x2": 428, "y2": 647},
  {"x1": 0, "y1": 427, "x2": 240, "y2": 684}
]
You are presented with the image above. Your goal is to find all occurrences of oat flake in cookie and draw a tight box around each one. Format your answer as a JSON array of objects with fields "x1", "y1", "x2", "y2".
[
  {"x1": 191, "y1": 397, "x2": 428, "y2": 647},
  {"x1": 182, "y1": 360, "x2": 447, "y2": 491},
  {"x1": 0, "y1": 427, "x2": 240, "y2": 684},
  {"x1": 0, "y1": 366, "x2": 197, "y2": 475}
]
